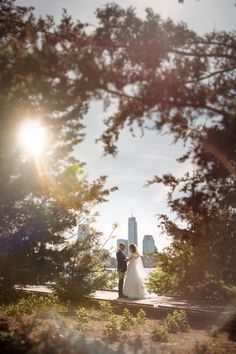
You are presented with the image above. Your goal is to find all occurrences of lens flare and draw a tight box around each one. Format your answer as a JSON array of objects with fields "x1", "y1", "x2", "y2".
[{"x1": 19, "y1": 120, "x2": 45, "y2": 156}]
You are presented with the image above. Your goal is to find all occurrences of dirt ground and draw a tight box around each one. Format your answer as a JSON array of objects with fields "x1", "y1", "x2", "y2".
[{"x1": 2, "y1": 305, "x2": 236, "y2": 354}]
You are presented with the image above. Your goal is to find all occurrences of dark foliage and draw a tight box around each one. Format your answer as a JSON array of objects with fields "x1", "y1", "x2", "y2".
[
  {"x1": 0, "y1": 0, "x2": 112, "y2": 298},
  {"x1": 53, "y1": 232, "x2": 110, "y2": 302}
]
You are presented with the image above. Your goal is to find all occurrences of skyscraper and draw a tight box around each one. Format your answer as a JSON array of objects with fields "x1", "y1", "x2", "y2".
[
  {"x1": 143, "y1": 235, "x2": 156, "y2": 254},
  {"x1": 128, "y1": 216, "x2": 138, "y2": 247},
  {"x1": 117, "y1": 239, "x2": 128, "y2": 257}
]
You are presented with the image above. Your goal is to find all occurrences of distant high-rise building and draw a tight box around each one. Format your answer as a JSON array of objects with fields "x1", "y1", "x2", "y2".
[
  {"x1": 143, "y1": 235, "x2": 156, "y2": 254},
  {"x1": 117, "y1": 239, "x2": 128, "y2": 256},
  {"x1": 128, "y1": 216, "x2": 138, "y2": 247},
  {"x1": 77, "y1": 224, "x2": 89, "y2": 241}
]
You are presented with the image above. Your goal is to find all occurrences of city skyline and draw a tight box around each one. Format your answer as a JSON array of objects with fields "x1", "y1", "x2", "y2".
[{"x1": 115, "y1": 216, "x2": 157, "y2": 255}]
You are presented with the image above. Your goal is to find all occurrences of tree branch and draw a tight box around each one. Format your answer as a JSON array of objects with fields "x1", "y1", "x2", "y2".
[
  {"x1": 184, "y1": 66, "x2": 236, "y2": 84},
  {"x1": 99, "y1": 86, "x2": 142, "y2": 102},
  {"x1": 203, "y1": 105, "x2": 231, "y2": 117},
  {"x1": 202, "y1": 140, "x2": 236, "y2": 179},
  {"x1": 171, "y1": 49, "x2": 236, "y2": 61}
]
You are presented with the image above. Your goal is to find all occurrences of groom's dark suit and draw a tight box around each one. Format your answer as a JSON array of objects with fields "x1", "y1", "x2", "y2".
[{"x1": 116, "y1": 249, "x2": 127, "y2": 298}]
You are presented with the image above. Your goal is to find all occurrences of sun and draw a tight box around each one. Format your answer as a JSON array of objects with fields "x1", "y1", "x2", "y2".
[{"x1": 19, "y1": 120, "x2": 45, "y2": 156}]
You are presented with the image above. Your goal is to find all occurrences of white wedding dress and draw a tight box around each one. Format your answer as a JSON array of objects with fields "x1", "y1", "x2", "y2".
[{"x1": 123, "y1": 254, "x2": 148, "y2": 299}]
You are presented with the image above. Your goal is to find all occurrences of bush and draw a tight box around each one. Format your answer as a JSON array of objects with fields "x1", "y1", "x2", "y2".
[
  {"x1": 75, "y1": 307, "x2": 90, "y2": 323},
  {"x1": 121, "y1": 308, "x2": 135, "y2": 329},
  {"x1": 0, "y1": 294, "x2": 62, "y2": 317},
  {"x1": 0, "y1": 327, "x2": 32, "y2": 353},
  {"x1": 53, "y1": 239, "x2": 110, "y2": 303},
  {"x1": 98, "y1": 301, "x2": 113, "y2": 319},
  {"x1": 187, "y1": 276, "x2": 236, "y2": 301},
  {"x1": 209, "y1": 324, "x2": 219, "y2": 338},
  {"x1": 147, "y1": 267, "x2": 176, "y2": 296},
  {"x1": 0, "y1": 316, "x2": 161, "y2": 354},
  {"x1": 105, "y1": 315, "x2": 121, "y2": 341},
  {"x1": 226, "y1": 316, "x2": 236, "y2": 341},
  {"x1": 151, "y1": 326, "x2": 168, "y2": 342},
  {"x1": 150, "y1": 251, "x2": 236, "y2": 301},
  {"x1": 135, "y1": 309, "x2": 146, "y2": 325},
  {"x1": 164, "y1": 310, "x2": 189, "y2": 333},
  {"x1": 98, "y1": 270, "x2": 117, "y2": 290}
]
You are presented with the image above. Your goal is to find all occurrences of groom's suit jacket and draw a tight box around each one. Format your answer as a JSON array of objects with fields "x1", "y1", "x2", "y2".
[{"x1": 116, "y1": 249, "x2": 127, "y2": 272}]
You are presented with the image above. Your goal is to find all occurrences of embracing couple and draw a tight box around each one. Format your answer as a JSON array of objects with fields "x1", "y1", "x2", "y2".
[{"x1": 116, "y1": 242, "x2": 148, "y2": 300}]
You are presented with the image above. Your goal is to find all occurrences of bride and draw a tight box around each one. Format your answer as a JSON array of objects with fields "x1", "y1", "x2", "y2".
[{"x1": 123, "y1": 243, "x2": 148, "y2": 299}]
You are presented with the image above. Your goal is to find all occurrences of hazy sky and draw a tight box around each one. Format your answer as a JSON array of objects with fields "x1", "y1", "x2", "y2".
[{"x1": 16, "y1": 0, "x2": 236, "y2": 253}]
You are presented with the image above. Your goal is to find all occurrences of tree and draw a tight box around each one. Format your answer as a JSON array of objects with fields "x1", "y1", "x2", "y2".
[
  {"x1": 89, "y1": 4, "x2": 236, "y2": 298},
  {"x1": 0, "y1": 0, "x2": 112, "y2": 298},
  {"x1": 53, "y1": 229, "x2": 109, "y2": 302},
  {"x1": 92, "y1": 5, "x2": 235, "y2": 156},
  {"x1": 2, "y1": 1, "x2": 235, "y2": 300}
]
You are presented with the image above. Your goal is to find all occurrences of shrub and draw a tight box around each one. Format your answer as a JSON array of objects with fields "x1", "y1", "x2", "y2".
[
  {"x1": 75, "y1": 307, "x2": 90, "y2": 323},
  {"x1": 121, "y1": 308, "x2": 135, "y2": 329},
  {"x1": 0, "y1": 316, "x2": 158, "y2": 354},
  {"x1": 151, "y1": 326, "x2": 168, "y2": 342},
  {"x1": 147, "y1": 267, "x2": 176, "y2": 296},
  {"x1": 135, "y1": 309, "x2": 146, "y2": 325},
  {"x1": 226, "y1": 317, "x2": 236, "y2": 341},
  {"x1": 164, "y1": 309, "x2": 189, "y2": 333},
  {"x1": 187, "y1": 275, "x2": 236, "y2": 301},
  {"x1": 105, "y1": 315, "x2": 121, "y2": 341},
  {"x1": 53, "y1": 238, "x2": 110, "y2": 303},
  {"x1": 98, "y1": 270, "x2": 117, "y2": 290},
  {"x1": 0, "y1": 326, "x2": 32, "y2": 353},
  {"x1": 98, "y1": 301, "x2": 113, "y2": 319},
  {"x1": 209, "y1": 324, "x2": 219, "y2": 338},
  {"x1": 0, "y1": 294, "x2": 62, "y2": 317}
]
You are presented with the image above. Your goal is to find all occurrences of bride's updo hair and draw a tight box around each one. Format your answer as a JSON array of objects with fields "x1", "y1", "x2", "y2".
[{"x1": 129, "y1": 243, "x2": 139, "y2": 255}]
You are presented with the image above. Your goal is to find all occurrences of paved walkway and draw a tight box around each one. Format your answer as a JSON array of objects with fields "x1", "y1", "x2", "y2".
[
  {"x1": 91, "y1": 290, "x2": 235, "y2": 326},
  {"x1": 17, "y1": 285, "x2": 53, "y2": 294},
  {"x1": 92, "y1": 290, "x2": 227, "y2": 313}
]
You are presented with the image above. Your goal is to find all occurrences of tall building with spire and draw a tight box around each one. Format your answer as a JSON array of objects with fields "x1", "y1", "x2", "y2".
[{"x1": 128, "y1": 216, "x2": 138, "y2": 247}]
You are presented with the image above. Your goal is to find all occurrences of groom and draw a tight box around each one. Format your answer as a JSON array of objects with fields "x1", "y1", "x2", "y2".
[{"x1": 116, "y1": 242, "x2": 127, "y2": 299}]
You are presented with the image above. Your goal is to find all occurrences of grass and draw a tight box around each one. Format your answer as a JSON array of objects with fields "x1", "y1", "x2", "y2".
[{"x1": 0, "y1": 295, "x2": 236, "y2": 353}]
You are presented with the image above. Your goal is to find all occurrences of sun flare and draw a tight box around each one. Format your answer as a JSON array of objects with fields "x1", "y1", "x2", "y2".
[{"x1": 19, "y1": 120, "x2": 45, "y2": 156}]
